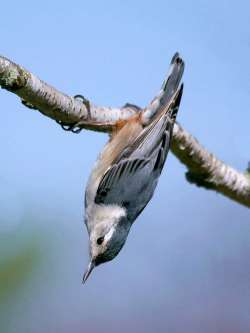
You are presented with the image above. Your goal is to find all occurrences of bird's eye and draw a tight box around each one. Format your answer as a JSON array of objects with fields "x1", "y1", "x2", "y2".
[{"x1": 97, "y1": 236, "x2": 104, "y2": 245}]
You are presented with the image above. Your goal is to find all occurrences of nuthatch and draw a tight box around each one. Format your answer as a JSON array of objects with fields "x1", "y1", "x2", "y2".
[{"x1": 83, "y1": 53, "x2": 184, "y2": 283}]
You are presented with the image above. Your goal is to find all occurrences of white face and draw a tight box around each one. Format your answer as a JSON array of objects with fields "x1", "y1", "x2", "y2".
[
  {"x1": 90, "y1": 223, "x2": 116, "y2": 260},
  {"x1": 83, "y1": 212, "x2": 131, "y2": 282},
  {"x1": 85, "y1": 203, "x2": 129, "y2": 272},
  {"x1": 88, "y1": 216, "x2": 130, "y2": 267}
]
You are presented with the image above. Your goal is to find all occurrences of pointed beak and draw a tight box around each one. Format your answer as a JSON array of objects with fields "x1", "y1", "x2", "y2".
[{"x1": 82, "y1": 260, "x2": 95, "y2": 284}]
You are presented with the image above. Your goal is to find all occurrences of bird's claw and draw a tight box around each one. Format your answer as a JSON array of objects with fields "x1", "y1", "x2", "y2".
[
  {"x1": 74, "y1": 94, "x2": 91, "y2": 119},
  {"x1": 56, "y1": 119, "x2": 83, "y2": 133},
  {"x1": 56, "y1": 94, "x2": 91, "y2": 134}
]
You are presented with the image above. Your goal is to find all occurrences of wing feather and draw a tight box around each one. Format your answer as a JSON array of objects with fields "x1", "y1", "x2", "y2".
[{"x1": 94, "y1": 59, "x2": 184, "y2": 221}]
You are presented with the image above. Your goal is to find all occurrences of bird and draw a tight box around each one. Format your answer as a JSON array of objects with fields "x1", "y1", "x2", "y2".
[{"x1": 83, "y1": 53, "x2": 184, "y2": 283}]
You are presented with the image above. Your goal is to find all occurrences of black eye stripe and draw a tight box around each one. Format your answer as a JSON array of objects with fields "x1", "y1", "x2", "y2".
[{"x1": 97, "y1": 236, "x2": 104, "y2": 245}]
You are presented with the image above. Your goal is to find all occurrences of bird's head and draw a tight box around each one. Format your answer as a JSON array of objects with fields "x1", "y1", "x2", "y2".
[{"x1": 83, "y1": 205, "x2": 130, "y2": 283}]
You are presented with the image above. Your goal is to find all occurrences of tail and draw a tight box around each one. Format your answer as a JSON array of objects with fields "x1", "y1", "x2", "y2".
[
  {"x1": 161, "y1": 52, "x2": 184, "y2": 104},
  {"x1": 168, "y1": 81, "x2": 184, "y2": 121},
  {"x1": 142, "y1": 52, "x2": 184, "y2": 124}
]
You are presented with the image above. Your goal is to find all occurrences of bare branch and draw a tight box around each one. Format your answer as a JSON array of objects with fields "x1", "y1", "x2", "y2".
[
  {"x1": 172, "y1": 123, "x2": 250, "y2": 207},
  {"x1": 0, "y1": 55, "x2": 137, "y2": 132},
  {"x1": 0, "y1": 55, "x2": 249, "y2": 208}
]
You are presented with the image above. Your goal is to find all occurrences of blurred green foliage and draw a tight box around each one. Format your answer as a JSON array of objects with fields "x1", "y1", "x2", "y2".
[
  {"x1": 0, "y1": 242, "x2": 39, "y2": 303},
  {"x1": 0, "y1": 227, "x2": 42, "y2": 333}
]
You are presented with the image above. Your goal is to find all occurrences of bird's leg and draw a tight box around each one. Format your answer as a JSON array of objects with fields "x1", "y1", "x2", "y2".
[
  {"x1": 56, "y1": 94, "x2": 91, "y2": 133},
  {"x1": 74, "y1": 94, "x2": 91, "y2": 119}
]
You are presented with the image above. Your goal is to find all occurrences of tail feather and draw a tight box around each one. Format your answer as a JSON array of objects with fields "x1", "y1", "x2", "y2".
[
  {"x1": 142, "y1": 52, "x2": 184, "y2": 124},
  {"x1": 162, "y1": 53, "x2": 184, "y2": 89},
  {"x1": 161, "y1": 53, "x2": 184, "y2": 107},
  {"x1": 168, "y1": 82, "x2": 184, "y2": 121}
]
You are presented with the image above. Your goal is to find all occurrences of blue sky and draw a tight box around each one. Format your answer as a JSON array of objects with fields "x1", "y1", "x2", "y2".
[{"x1": 1, "y1": 1, "x2": 250, "y2": 332}]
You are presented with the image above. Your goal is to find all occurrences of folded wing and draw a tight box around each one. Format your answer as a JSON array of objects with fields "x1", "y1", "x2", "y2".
[{"x1": 95, "y1": 65, "x2": 184, "y2": 221}]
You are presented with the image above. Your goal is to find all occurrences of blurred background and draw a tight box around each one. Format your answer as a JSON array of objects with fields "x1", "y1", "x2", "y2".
[{"x1": 1, "y1": 1, "x2": 250, "y2": 332}]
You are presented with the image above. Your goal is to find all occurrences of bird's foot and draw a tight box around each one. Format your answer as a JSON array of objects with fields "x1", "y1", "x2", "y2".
[{"x1": 56, "y1": 94, "x2": 91, "y2": 134}]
